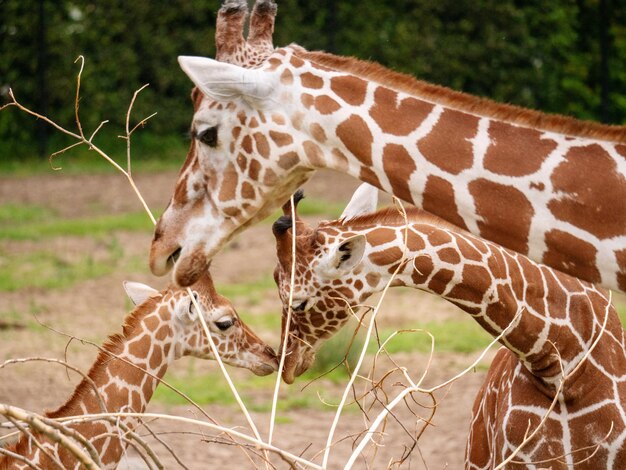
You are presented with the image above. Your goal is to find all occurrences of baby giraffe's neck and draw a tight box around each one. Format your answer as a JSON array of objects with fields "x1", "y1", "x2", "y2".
[
  {"x1": 343, "y1": 219, "x2": 616, "y2": 386},
  {"x1": 6, "y1": 298, "x2": 177, "y2": 469}
]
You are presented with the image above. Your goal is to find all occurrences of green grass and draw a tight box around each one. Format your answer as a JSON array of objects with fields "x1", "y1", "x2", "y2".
[
  {"x1": 266, "y1": 197, "x2": 346, "y2": 223},
  {"x1": 1, "y1": 131, "x2": 187, "y2": 176},
  {"x1": 617, "y1": 303, "x2": 626, "y2": 325},
  {"x1": 371, "y1": 320, "x2": 493, "y2": 355},
  {"x1": 215, "y1": 276, "x2": 277, "y2": 307},
  {"x1": 0, "y1": 209, "x2": 155, "y2": 240},
  {"x1": 0, "y1": 204, "x2": 56, "y2": 225},
  {"x1": 0, "y1": 239, "x2": 142, "y2": 292},
  {"x1": 152, "y1": 371, "x2": 332, "y2": 411},
  {"x1": 243, "y1": 311, "x2": 281, "y2": 331}
]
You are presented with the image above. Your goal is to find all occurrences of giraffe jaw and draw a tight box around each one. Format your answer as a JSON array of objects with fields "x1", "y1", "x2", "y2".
[{"x1": 281, "y1": 343, "x2": 315, "y2": 384}]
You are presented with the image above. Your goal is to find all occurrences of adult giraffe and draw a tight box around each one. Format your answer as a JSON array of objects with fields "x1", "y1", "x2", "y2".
[
  {"x1": 149, "y1": 1, "x2": 626, "y2": 292},
  {"x1": 0, "y1": 273, "x2": 276, "y2": 469},
  {"x1": 272, "y1": 185, "x2": 626, "y2": 467}
]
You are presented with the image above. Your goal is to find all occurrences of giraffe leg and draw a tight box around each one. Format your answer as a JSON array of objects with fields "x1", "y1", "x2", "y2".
[
  {"x1": 247, "y1": 0, "x2": 277, "y2": 48},
  {"x1": 215, "y1": 0, "x2": 249, "y2": 62}
]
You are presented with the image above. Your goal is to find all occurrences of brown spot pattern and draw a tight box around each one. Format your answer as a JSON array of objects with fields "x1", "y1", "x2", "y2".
[
  {"x1": 368, "y1": 228, "x2": 397, "y2": 247},
  {"x1": 314, "y1": 95, "x2": 341, "y2": 115},
  {"x1": 549, "y1": 144, "x2": 626, "y2": 239},
  {"x1": 301, "y1": 93, "x2": 314, "y2": 109},
  {"x1": 447, "y1": 264, "x2": 491, "y2": 304},
  {"x1": 270, "y1": 130, "x2": 293, "y2": 147},
  {"x1": 301, "y1": 72, "x2": 324, "y2": 89},
  {"x1": 418, "y1": 109, "x2": 478, "y2": 175},
  {"x1": 254, "y1": 133, "x2": 270, "y2": 158},
  {"x1": 438, "y1": 247, "x2": 461, "y2": 265},
  {"x1": 428, "y1": 268, "x2": 454, "y2": 294},
  {"x1": 369, "y1": 246, "x2": 403, "y2": 266},
  {"x1": 542, "y1": 230, "x2": 601, "y2": 283},
  {"x1": 484, "y1": 121, "x2": 557, "y2": 176},
  {"x1": 173, "y1": 174, "x2": 189, "y2": 205},
  {"x1": 370, "y1": 87, "x2": 433, "y2": 135},
  {"x1": 330, "y1": 75, "x2": 368, "y2": 106},
  {"x1": 219, "y1": 166, "x2": 238, "y2": 202},
  {"x1": 359, "y1": 167, "x2": 381, "y2": 187},
  {"x1": 469, "y1": 178, "x2": 534, "y2": 254},
  {"x1": 303, "y1": 141, "x2": 324, "y2": 167},
  {"x1": 278, "y1": 151, "x2": 299, "y2": 170},
  {"x1": 290, "y1": 55, "x2": 305, "y2": 68},
  {"x1": 280, "y1": 68, "x2": 293, "y2": 84},
  {"x1": 310, "y1": 123, "x2": 327, "y2": 142},
  {"x1": 242, "y1": 135, "x2": 253, "y2": 154},
  {"x1": 412, "y1": 255, "x2": 435, "y2": 285},
  {"x1": 382, "y1": 144, "x2": 416, "y2": 203},
  {"x1": 248, "y1": 159, "x2": 261, "y2": 180},
  {"x1": 422, "y1": 175, "x2": 468, "y2": 229},
  {"x1": 241, "y1": 181, "x2": 255, "y2": 199},
  {"x1": 337, "y1": 115, "x2": 373, "y2": 165}
]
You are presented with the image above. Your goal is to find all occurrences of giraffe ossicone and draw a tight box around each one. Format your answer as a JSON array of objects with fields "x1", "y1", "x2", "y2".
[
  {"x1": 272, "y1": 184, "x2": 626, "y2": 467},
  {"x1": 0, "y1": 272, "x2": 276, "y2": 469},
  {"x1": 151, "y1": 43, "x2": 626, "y2": 294}
]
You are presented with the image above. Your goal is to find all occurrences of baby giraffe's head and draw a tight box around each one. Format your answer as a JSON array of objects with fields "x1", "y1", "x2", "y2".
[
  {"x1": 273, "y1": 185, "x2": 379, "y2": 383},
  {"x1": 124, "y1": 270, "x2": 278, "y2": 376}
]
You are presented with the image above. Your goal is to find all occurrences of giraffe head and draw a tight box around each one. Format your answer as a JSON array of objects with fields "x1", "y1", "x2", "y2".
[
  {"x1": 149, "y1": 46, "x2": 324, "y2": 286},
  {"x1": 124, "y1": 270, "x2": 277, "y2": 376},
  {"x1": 273, "y1": 185, "x2": 378, "y2": 383}
]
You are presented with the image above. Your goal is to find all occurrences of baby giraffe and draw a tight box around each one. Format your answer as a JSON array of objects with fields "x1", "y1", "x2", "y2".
[
  {"x1": 0, "y1": 271, "x2": 276, "y2": 469},
  {"x1": 273, "y1": 184, "x2": 626, "y2": 468}
]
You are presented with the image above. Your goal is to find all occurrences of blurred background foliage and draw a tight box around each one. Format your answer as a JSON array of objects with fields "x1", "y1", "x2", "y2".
[{"x1": 1, "y1": 0, "x2": 624, "y2": 160}]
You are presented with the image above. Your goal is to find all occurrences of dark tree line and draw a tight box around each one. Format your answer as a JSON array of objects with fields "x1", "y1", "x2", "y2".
[{"x1": 1, "y1": 0, "x2": 624, "y2": 158}]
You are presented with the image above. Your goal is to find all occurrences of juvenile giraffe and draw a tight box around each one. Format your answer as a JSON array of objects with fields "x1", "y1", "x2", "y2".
[
  {"x1": 150, "y1": 19, "x2": 626, "y2": 292},
  {"x1": 272, "y1": 184, "x2": 626, "y2": 468},
  {"x1": 0, "y1": 272, "x2": 276, "y2": 469}
]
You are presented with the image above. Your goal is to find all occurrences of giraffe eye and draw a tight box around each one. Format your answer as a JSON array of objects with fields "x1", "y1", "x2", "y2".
[
  {"x1": 215, "y1": 316, "x2": 235, "y2": 331},
  {"x1": 196, "y1": 126, "x2": 218, "y2": 147}
]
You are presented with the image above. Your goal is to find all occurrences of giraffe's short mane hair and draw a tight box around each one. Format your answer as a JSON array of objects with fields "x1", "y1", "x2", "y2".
[
  {"x1": 298, "y1": 49, "x2": 626, "y2": 144},
  {"x1": 332, "y1": 206, "x2": 465, "y2": 235},
  {"x1": 46, "y1": 296, "x2": 162, "y2": 419}
]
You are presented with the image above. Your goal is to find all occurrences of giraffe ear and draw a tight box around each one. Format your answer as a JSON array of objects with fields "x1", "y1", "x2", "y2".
[
  {"x1": 178, "y1": 56, "x2": 276, "y2": 102},
  {"x1": 123, "y1": 281, "x2": 159, "y2": 306},
  {"x1": 318, "y1": 235, "x2": 367, "y2": 279},
  {"x1": 340, "y1": 183, "x2": 378, "y2": 222}
]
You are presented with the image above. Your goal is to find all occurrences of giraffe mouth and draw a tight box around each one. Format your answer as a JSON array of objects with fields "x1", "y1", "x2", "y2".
[{"x1": 168, "y1": 247, "x2": 182, "y2": 268}]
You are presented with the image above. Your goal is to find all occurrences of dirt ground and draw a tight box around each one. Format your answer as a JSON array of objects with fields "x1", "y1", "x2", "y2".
[{"x1": 0, "y1": 168, "x2": 495, "y2": 469}]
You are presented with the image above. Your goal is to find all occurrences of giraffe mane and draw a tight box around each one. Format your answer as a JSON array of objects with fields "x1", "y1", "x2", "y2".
[
  {"x1": 332, "y1": 206, "x2": 465, "y2": 235},
  {"x1": 45, "y1": 296, "x2": 162, "y2": 419},
  {"x1": 297, "y1": 49, "x2": 626, "y2": 144}
]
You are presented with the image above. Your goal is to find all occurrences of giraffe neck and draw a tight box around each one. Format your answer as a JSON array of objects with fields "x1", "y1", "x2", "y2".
[
  {"x1": 6, "y1": 298, "x2": 178, "y2": 469},
  {"x1": 274, "y1": 47, "x2": 626, "y2": 293},
  {"x1": 335, "y1": 217, "x2": 616, "y2": 386},
  {"x1": 50, "y1": 299, "x2": 176, "y2": 419}
]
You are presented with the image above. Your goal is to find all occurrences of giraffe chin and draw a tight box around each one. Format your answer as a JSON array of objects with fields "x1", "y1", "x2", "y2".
[
  {"x1": 250, "y1": 362, "x2": 277, "y2": 376},
  {"x1": 172, "y1": 248, "x2": 210, "y2": 288}
]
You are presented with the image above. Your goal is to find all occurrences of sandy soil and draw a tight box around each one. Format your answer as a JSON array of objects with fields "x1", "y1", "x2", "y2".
[{"x1": 0, "y1": 168, "x2": 491, "y2": 469}]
